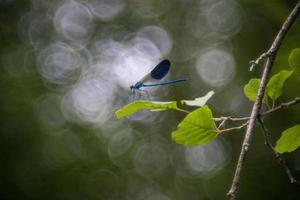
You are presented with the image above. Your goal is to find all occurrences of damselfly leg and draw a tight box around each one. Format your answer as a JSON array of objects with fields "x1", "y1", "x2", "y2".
[{"x1": 131, "y1": 89, "x2": 151, "y2": 101}]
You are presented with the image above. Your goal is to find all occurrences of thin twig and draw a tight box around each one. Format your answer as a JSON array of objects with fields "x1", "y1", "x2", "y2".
[
  {"x1": 219, "y1": 121, "x2": 249, "y2": 134},
  {"x1": 214, "y1": 97, "x2": 300, "y2": 122},
  {"x1": 257, "y1": 117, "x2": 300, "y2": 185},
  {"x1": 174, "y1": 97, "x2": 300, "y2": 128},
  {"x1": 215, "y1": 116, "x2": 249, "y2": 122},
  {"x1": 227, "y1": 2, "x2": 300, "y2": 199},
  {"x1": 218, "y1": 118, "x2": 228, "y2": 129},
  {"x1": 263, "y1": 97, "x2": 300, "y2": 115},
  {"x1": 249, "y1": 51, "x2": 270, "y2": 71}
]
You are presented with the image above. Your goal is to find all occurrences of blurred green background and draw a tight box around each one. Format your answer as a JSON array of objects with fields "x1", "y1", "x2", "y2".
[{"x1": 0, "y1": 0, "x2": 300, "y2": 199}]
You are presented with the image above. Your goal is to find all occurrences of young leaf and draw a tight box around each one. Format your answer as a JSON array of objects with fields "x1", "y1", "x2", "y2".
[
  {"x1": 115, "y1": 101, "x2": 177, "y2": 119},
  {"x1": 181, "y1": 90, "x2": 215, "y2": 107},
  {"x1": 172, "y1": 105, "x2": 218, "y2": 146},
  {"x1": 288, "y1": 48, "x2": 300, "y2": 70},
  {"x1": 243, "y1": 78, "x2": 268, "y2": 104},
  {"x1": 275, "y1": 125, "x2": 300, "y2": 153},
  {"x1": 266, "y1": 70, "x2": 293, "y2": 102}
]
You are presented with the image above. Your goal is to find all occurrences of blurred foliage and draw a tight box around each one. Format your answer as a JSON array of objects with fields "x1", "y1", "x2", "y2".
[{"x1": 0, "y1": 0, "x2": 300, "y2": 200}]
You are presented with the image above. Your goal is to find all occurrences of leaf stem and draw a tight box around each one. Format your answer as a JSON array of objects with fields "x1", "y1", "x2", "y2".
[
  {"x1": 174, "y1": 108, "x2": 190, "y2": 114},
  {"x1": 217, "y1": 118, "x2": 228, "y2": 129},
  {"x1": 272, "y1": 100, "x2": 275, "y2": 109}
]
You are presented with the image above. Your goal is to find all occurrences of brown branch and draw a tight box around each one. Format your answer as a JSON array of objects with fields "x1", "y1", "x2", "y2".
[
  {"x1": 227, "y1": 2, "x2": 300, "y2": 199},
  {"x1": 214, "y1": 97, "x2": 300, "y2": 122},
  {"x1": 257, "y1": 117, "x2": 300, "y2": 185}
]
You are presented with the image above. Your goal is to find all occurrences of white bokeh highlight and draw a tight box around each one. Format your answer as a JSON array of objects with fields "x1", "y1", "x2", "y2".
[
  {"x1": 185, "y1": 140, "x2": 229, "y2": 175},
  {"x1": 196, "y1": 49, "x2": 236, "y2": 87},
  {"x1": 61, "y1": 75, "x2": 114, "y2": 125},
  {"x1": 205, "y1": 0, "x2": 242, "y2": 37},
  {"x1": 37, "y1": 42, "x2": 86, "y2": 85},
  {"x1": 54, "y1": 1, "x2": 94, "y2": 41},
  {"x1": 134, "y1": 142, "x2": 168, "y2": 177},
  {"x1": 86, "y1": 0, "x2": 125, "y2": 21},
  {"x1": 137, "y1": 25, "x2": 173, "y2": 56},
  {"x1": 172, "y1": 139, "x2": 231, "y2": 178}
]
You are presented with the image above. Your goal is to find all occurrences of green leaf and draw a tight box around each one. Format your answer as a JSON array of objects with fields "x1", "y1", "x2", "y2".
[
  {"x1": 115, "y1": 101, "x2": 177, "y2": 119},
  {"x1": 181, "y1": 90, "x2": 215, "y2": 107},
  {"x1": 172, "y1": 105, "x2": 218, "y2": 146},
  {"x1": 289, "y1": 48, "x2": 300, "y2": 70},
  {"x1": 243, "y1": 79, "x2": 268, "y2": 104},
  {"x1": 275, "y1": 125, "x2": 300, "y2": 153},
  {"x1": 266, "y1": 70, "x2": 293, "y2": 102}
]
